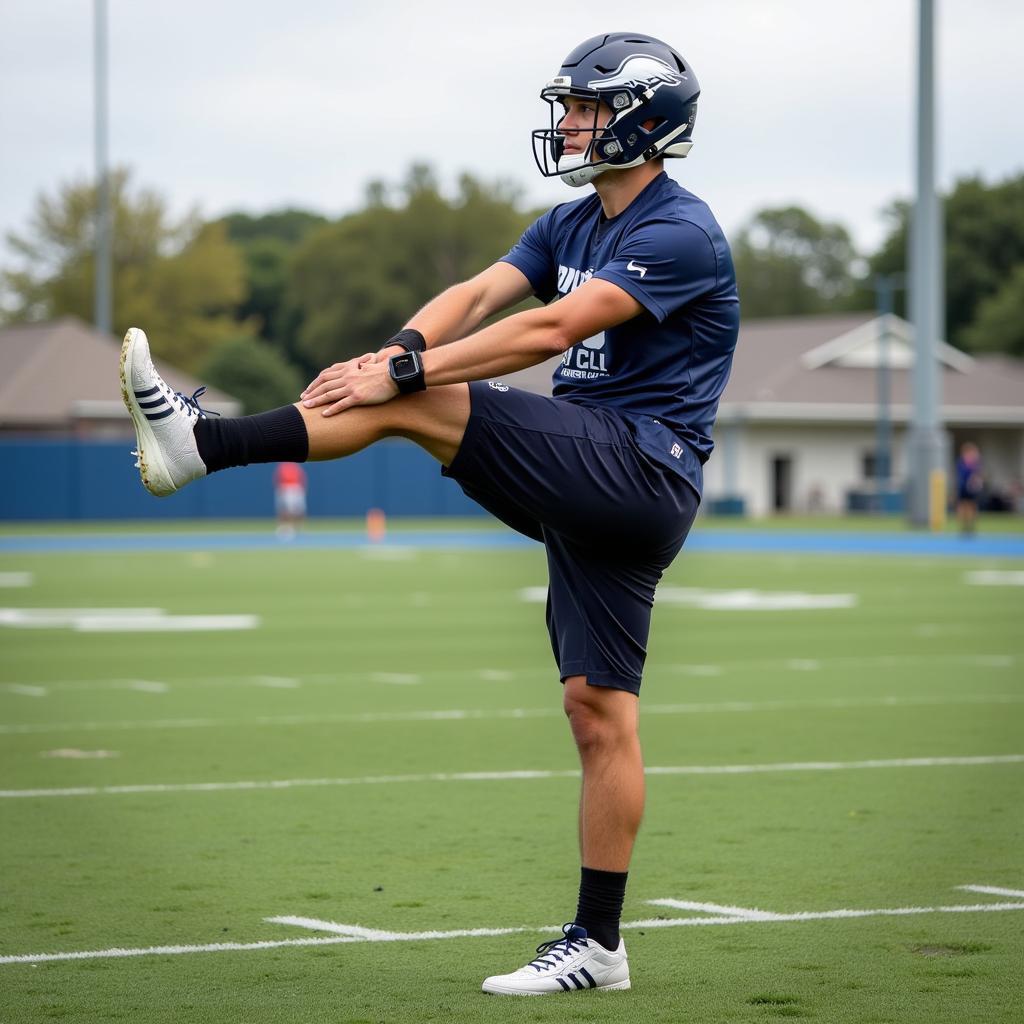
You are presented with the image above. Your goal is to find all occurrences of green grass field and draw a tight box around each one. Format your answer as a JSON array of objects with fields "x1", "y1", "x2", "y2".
[{"x1": 1, "y1": 526, "x2": 1022, "y2": 1023}]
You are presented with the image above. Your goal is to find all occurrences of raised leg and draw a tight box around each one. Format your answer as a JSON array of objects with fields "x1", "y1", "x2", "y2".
[{"x1": 297, "y1": 383, "x2": 471, "y2": 467}]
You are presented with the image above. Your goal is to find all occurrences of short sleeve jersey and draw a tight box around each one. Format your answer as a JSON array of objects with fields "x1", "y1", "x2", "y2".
[{"x1": 500, "y1": 172, "x2": 739, "y2": 491}]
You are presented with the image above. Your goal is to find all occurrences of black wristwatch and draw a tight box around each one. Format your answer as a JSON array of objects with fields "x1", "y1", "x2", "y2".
[{"x1": 388, "y1": 350, "x2": 426, "y2": 394}]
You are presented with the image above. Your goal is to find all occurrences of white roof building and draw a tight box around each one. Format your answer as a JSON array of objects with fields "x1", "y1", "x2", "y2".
[{"x1": 497, "y1": 312, "x2": 1024, "y2": 517}]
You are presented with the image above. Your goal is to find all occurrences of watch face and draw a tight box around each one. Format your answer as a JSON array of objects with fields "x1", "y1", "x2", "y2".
[{"x1": 392, "y1": 353, "x2": 416, "y2": 378}]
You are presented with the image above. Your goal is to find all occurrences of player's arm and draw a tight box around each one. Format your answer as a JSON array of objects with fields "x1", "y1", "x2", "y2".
[
  {"x1": 382, "y1": 262, "x2": 536, "y2": 355},
  {"x1": 420, "y1": 277, "x2": 642, "y2": 384},
  {"x1": 301, "y1": 262, "x2": 534, "y2": 401},
  {"x1": 300, "y1": 277, "x2": 642, "y2": 415}
]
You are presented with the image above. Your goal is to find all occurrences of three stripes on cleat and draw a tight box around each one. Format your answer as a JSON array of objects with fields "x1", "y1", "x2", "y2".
[
  {"x1": 134, "y1": 385, "x2": 176, "y2": 422},
  {"x1": 556, "y1": 967, "x2": 597, "y2": 991}
]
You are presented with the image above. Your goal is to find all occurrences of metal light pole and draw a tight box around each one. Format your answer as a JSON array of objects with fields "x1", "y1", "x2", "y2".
[
  {"x1": 906, "y1": 0, "x2": 949, "y2": 528},
  {"x1": 873, "y1": 274, "x2": 903, "y2": 498},
  {"x1": 94, "y1": 0, "x2": 112, "y2": 336}
]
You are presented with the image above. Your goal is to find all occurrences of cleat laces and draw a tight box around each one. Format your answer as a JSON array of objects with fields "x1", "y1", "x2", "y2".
[
  {"x1": 172, "y1": 385, "x2": 219, "y2": 419},
  {"x1": 528, "y1": 924, "x2": 589, "y2": 973}
]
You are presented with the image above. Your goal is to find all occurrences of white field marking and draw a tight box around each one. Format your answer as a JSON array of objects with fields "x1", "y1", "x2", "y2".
[
  {"x1": 75, "y1": 614, "x2": 258, "y2": 632},
  {"x1": 2, "y1": 755, "x2": 1022, "y2": 800},
  {"x1": 0, "y1": 607, "x2": 257, "y2": 632},
  {"x1": 40, "y1": 749, "x2": 119, "y2": 759},
  {"x1": 0, "y1": 608, "x2": 162, "y2": 629},
  {"x1": 676, "y1": 664, "x2": 723, "y2": 677},
  {"x1": 957, "y1": 885, "x2": 1024, "y2": 899},
  {"x1": 266, "y1": 916, "x2": 401, "y2": 939},
  {"x1": 965, "y1": 569, "x2": 1024, "y2": 586},
  {"x1": 627, "y1": 902, "x2": 1024, "y2": 928},
  {"x1": 4, "y1": 693, "x2": 1024, "y2": 736},
  {"x1": 0, "y1": 929, "x2": 526, "y2": 965},
  {"x1": 646, "y1": 899, "x2": 778, "y2": 920},
  {"x1": 0, "y1": 572, "x2": 33, "y2": 587},
  {"x1": 410, "y1": 592, "x2": 432, "y2": 607},
  {"x1": 916, "y1": 623, "x2": 942, "y2": 637},
  {"x1": 787, "y1": 659, "x2": 821, "y2": 671},
  {"x1": 10, "y1": 650, "x2": 1016, "y2": 694},
  {"x1": 128, "y1": 681, "x2": 169, "y2": 694},
  {"x1": 971, "y1": 654, "x2": 1015, "y2": 668},
  {"x1": 253, "y1": 676, "x2": 300, "y2": 689},
  {"x1": 5, "y1": 684, "x2": 47, "y2": 697},
  {"x1": 4, "y1": 885, "x2": 1023, "y2": 966},
  {"x1": 478, "y1": 669, "x2": 515, "y2": 681},
  {"x1": 520, "y1": 586, "x2": 859, "y2": 611},
  {"x1": 370, "y1": 672, "x2": 421, "y2": 686},
  {"x1": 657, "y1": 587, "x2": 858, "y2": 611}
]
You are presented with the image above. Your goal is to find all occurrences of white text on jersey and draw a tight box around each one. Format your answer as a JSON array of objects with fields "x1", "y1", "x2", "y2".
[{"x1": 557, "y1": 264, "x2": 594, "y2": 295}]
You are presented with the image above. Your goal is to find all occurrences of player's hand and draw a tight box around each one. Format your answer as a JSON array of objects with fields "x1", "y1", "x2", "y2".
[{"x1": 300, "y1": 352, "x2": 399, "y2": 416}]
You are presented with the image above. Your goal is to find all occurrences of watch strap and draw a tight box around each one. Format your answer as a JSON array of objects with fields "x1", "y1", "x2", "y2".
[{"x1": 385, "y1": 328, "x2": 427, "y2": 354}]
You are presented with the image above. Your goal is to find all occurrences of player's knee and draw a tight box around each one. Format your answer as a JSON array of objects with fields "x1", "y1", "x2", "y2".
[{"x1": 563, "y1": 683, "x2": 634, "y2": 754}]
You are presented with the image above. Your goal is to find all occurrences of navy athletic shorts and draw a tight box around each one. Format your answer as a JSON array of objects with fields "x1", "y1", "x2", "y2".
[{"x1": 442, "y1": 382, "x2": 700, "y2": 695}]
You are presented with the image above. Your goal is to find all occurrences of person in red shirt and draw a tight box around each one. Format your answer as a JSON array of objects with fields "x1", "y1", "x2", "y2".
[{"x1": 273, "y1": 462, "x2": 307, "y2": 539}]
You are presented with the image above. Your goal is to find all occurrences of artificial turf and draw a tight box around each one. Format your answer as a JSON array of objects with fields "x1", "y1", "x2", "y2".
[{"x1": 1, "y1": 528, "x2": 1022, "y2": 1022}]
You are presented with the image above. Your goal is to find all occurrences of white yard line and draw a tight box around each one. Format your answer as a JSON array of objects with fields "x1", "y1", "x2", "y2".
[
  {"x1": 3, "y1": 885, "x2": 1022, "y2": 966},
  {"x1": 75, "y1": 614, "x2": 259, "y2": 632},
  {"x1": 965, "y1": 570, "x2": 1024, "y2": 586},
  {"x1": 957, "y1": 885, "x2": 1024, "y2": 899},
  {"x1": 627, "y1": 902, "x2": 1024, "y2": 927},
  {"x1": 253, "y1": 677, "x2": 300, "y2": 689},
  {"x1": 1, "y1": 651, "x2": 1014, "y2": 694},
  {"x1": 5, "y1": 684, "x2": 47, "y2": 697},
  {"x1": 0, "y1": 572, "x2": 33, "y2": 587},
  {"x1": 265, "y1": 916, "x2": 399, "y2": 939},
  {"x1": 370, "y1": 672, "x2": 422, "y2": 686},
  {"x1": 3, "y1": 692, "x2": 1022, "y2": 735},
  {"x1": 0, "y1": 608, "x2": 258, "y2": 632},
  {"x1": 127, "y1": 681, "x2": 169, "y2": 694},
  {"x1": 1, "y1": 755, "x2": 1021, "y2": 800},
  {"x1": 646, "y1": 899, "x2": 779, "y2": 920}
]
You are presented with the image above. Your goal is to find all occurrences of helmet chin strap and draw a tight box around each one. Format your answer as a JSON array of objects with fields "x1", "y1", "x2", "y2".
[
  {"x1": 557, "y1": 148, "x2": 666, "y2": 188},
  {"x1": 558, "y1": 154, "x2": 610, "y2": 188}
]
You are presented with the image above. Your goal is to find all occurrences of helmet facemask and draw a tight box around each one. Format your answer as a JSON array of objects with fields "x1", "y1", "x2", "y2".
[{"x1": 532, "y1": 88, "x2": 622, "y2": 187}]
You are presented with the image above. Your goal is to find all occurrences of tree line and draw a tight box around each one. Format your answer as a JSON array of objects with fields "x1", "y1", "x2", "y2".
[{"x1": 2, "y1": 165, "x2": 1022, "y2": 412}]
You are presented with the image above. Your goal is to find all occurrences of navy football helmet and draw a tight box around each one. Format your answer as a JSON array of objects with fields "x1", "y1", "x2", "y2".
[{"x1": 533, "y1": 32, "x2": 700, "y2": 187}]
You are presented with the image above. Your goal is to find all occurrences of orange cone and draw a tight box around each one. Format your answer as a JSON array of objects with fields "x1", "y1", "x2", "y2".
[{"x1": 366, "y1": 507, "x2": 386, "y2": 543}]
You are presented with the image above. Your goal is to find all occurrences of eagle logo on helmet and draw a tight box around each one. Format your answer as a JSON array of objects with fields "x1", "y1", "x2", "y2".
[{"x1": 587, "y1": 55, "x2": 685, "y2": 92}]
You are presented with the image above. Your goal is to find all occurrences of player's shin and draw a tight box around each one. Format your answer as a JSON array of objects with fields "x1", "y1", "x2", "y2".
[{"x1": 193, "y1": 405, "x2": 309, "y2": 473}]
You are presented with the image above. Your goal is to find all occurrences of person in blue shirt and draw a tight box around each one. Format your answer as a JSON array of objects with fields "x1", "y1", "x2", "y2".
[
  {"x1": 121, "y1": 31, "x2": 739, "y2": 995},
  {"x1": 955, "y1": 442, "x2": 983, "y2": 535}
]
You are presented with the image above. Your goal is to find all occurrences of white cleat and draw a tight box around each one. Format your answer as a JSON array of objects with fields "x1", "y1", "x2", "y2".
[
  {"x1": 482, "y1": 924, "x2": 630, "y2": 996},
  {"x1": 120, "y1": 327, "x2": 209, "y2": 497}
]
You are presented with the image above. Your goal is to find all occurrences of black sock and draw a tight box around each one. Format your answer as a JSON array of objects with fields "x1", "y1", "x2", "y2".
[
  {"x1": 574, "y1": 866, "x2": 628, "y2": 951},
  {"x1": 193, "y1": 405, "x2": 308, "y2": 474}
]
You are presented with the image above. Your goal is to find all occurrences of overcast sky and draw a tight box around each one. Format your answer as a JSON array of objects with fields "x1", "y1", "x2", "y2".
[{"x1": 2, "y1": 0, "x2": 1022, "y2": 266}]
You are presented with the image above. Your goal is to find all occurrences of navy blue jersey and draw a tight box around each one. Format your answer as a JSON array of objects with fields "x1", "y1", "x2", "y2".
[{"x1": 500, "y1": 172, "x2": 739, "y2": 488}]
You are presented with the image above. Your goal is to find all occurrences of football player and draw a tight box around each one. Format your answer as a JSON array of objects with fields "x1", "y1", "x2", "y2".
[{"x1": 122, "y1": 31, "x2": 740, "y2": 994}]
